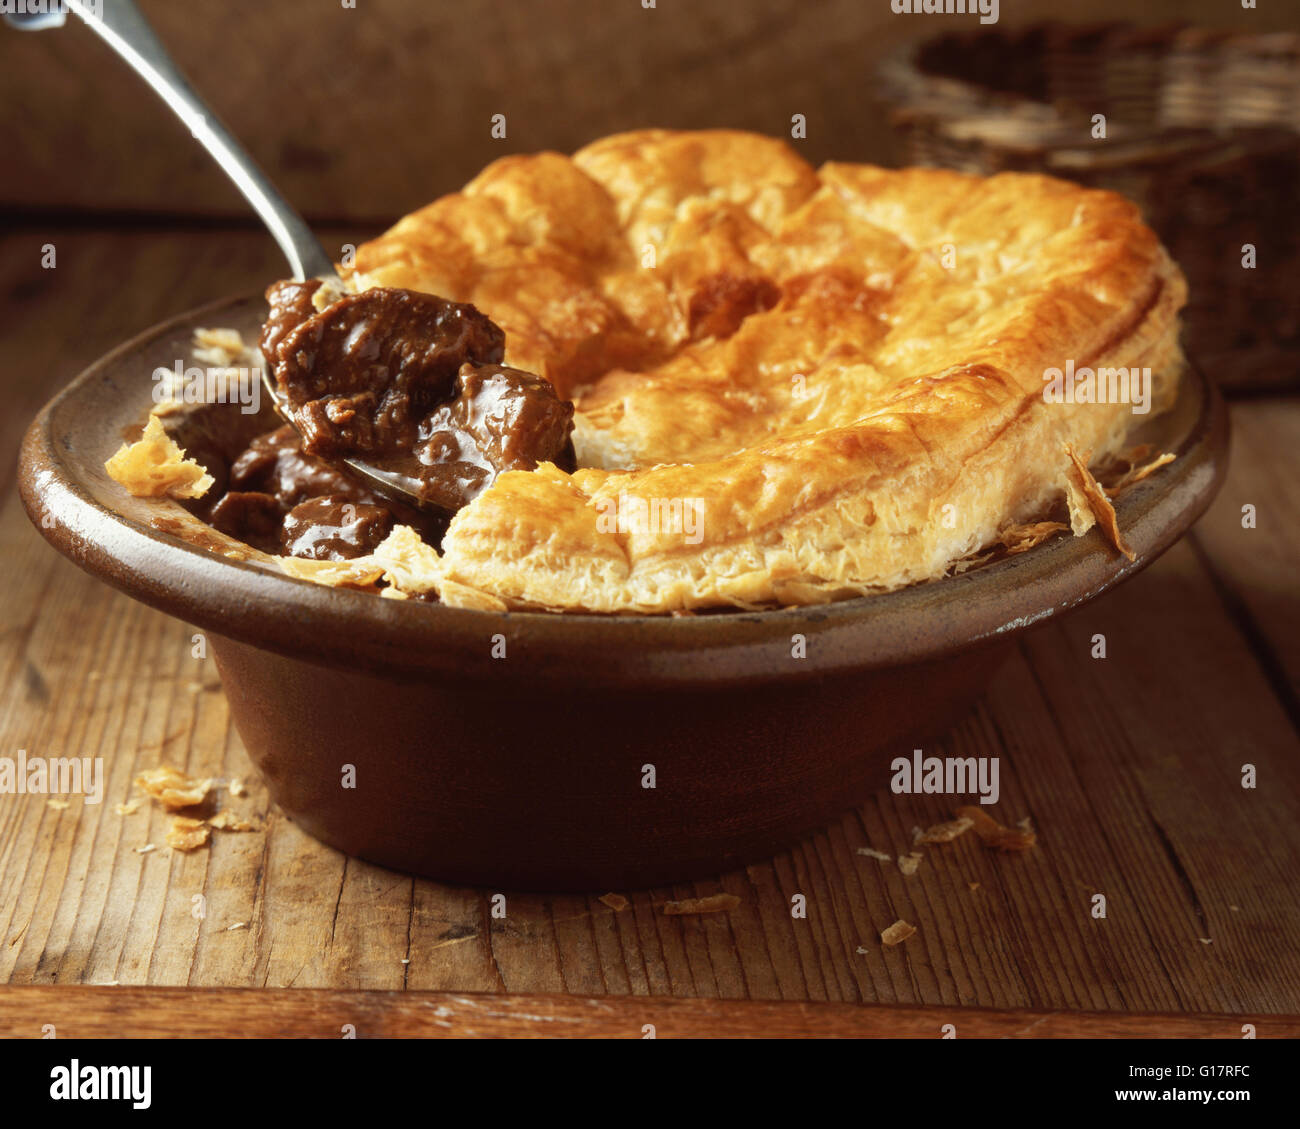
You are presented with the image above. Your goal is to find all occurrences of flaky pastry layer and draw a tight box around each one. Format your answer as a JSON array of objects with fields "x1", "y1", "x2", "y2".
[{"x1": 345, "y1": 129, "x2": 1186, "y2": 613}]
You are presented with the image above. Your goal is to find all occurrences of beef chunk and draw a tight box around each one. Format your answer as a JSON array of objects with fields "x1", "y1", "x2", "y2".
[{"x1": 280, "y1": 494, "x2": 395, "y2": 561}]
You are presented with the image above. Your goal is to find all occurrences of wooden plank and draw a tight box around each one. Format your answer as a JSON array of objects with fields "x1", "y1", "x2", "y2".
[
  {"x1": 1, "y1": 229, "x2": 1298, "y2": 1014},
  {"x1": 1190, "y1": 399, "x2": 1300, "y2": 705},
  {"x1": 0, "y1": 985, "x2": 1293, "y2": 1039}
]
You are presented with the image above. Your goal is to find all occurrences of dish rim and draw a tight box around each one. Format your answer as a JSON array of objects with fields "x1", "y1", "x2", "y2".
[{"x1": 19, "y1": 290, "x2": 1230, "y2": 689}]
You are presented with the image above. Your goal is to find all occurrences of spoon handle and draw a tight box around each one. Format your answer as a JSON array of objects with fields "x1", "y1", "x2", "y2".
[{"x1": 64, "y1": 0, "x2": 335, "y2": 281}]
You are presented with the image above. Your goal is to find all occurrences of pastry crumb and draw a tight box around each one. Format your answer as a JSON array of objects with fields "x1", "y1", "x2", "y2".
[
  {"x1": 114, "y1": 800, "x2": 142, "y2": 816},
  {"x1": 950, "y1": 551, "x2": 996, "y2": 575},
  {"x1": 191, "y1": 327, "x2": 254, "y2": 366},
  {"x1": 955, "y1": 805, "x2": 1037, "y2": 852},
  {"x1": 135, "y1": 766, "x2": 257, "y2": 840},
  {"x1": 998, "y1": 520, "x2": 1070, "y2": 555},
  {"x1": 135, "y1": 843, "x2": 156, "y2": 855},
  {"x1": 46, "y1": 799, "x2": 70, "y2": 811},
  {"x1": 309, "y1": 276, "x2": 352, "y2": 312},
  {"x1": 435, "y1": 577, "x2": 508, "y2": 612},
  {"x1": 105, "y1": 416, "x2": 214, "y2": 500},
  {"x1": 208, "y1": 811, "x2": 259, "y2": 832},
  {"x1": 370, "y1": 524, "x2": 444, "y2": 595},
  {"x1": 1065, "y1": 445, "x2": 1134, "y2": 561},
  {"x1": 599, "y1": 893, "x2": 629, "y2": 912},
  {"x1": 165, "y1": 816, "x2": 210, "y2": 852},
  {"x1": 1102, "y1": 450, "x2": 1176, "y2": 498},
  {"x1": 898, "y1": 852, "x2": 923, "y2": 877},
  {"x1": 914, "y1": 816, "x2": 975, "y2": 845},
  {"x1": 227, "y1": 778, "x2": 247, "y2": 798},
  {"x1": 662, "y1": 894, "x2": 740, "y2": 916},
  {"x1": 881, "y1": 919, "x2": 917, "y2": 946},
  {"x1": 857, "y1": 846, "x2": 893, "y2": 862},
  {"x1": 134, "y1": 763, "x2": 211, "y2": 810},
  {"x1": 276, "y1": 554, "x2": 386, "y2": 590}
]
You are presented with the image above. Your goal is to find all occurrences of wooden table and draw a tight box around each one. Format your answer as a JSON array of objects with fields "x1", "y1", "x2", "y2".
[{"x1": 1, "y1": 226, "x2": 1298, "y2": 1037}]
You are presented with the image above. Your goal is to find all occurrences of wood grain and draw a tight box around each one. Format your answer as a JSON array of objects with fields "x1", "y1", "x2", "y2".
[
  {"x1": 1, "y1": 985, "x2": 1293, "y2": 1039},
  {"x1": 0, "y1": 230, "x2": 1298, "y2": 1023},
  {"x1": 1189, "y1": 404, "x2": 1300, "y2": 716}
]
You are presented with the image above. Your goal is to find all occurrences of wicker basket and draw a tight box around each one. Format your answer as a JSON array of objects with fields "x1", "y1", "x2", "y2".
[{"x1": 878, "y1": 23, "x2": 1300, "y2": 391}]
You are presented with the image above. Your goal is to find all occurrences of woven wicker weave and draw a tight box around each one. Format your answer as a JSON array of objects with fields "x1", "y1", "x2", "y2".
[{"x1": 878, "y1": 23, "x2": 1300, "y2": 390}]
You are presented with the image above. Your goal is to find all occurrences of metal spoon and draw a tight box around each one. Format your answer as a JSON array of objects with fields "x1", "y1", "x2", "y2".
[{"x1": 13, "y1": 0, "x2": 434, "y2": 511}]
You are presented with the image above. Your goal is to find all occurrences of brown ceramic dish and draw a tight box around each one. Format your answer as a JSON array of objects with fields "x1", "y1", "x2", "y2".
[{"x1": 19, "y1": 292, "x2": 1229, "y2": 891}]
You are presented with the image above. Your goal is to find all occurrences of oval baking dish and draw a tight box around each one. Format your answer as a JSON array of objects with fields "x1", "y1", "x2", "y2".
[{"x1": 19, "y1": 293, "x2": 1228, "y2": 890}]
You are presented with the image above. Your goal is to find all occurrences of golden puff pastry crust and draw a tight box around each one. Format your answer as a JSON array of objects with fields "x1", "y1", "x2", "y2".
[{"x1": 346, "y1": 129, "x2": 1187, "y2": 614}]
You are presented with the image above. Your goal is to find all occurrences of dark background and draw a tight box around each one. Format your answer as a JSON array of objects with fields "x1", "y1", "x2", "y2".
[{"x1": 2, "y1": 0, "x2": 1284, "y2": 226}]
